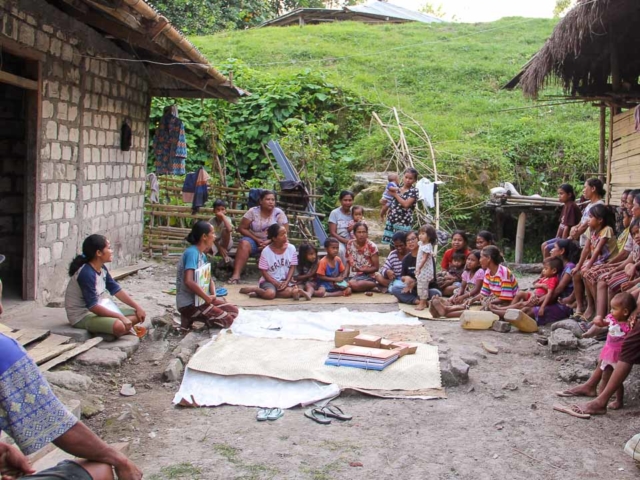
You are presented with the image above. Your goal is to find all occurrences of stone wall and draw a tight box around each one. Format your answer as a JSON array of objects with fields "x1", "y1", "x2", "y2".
[{"x1": 1, "y1": 0, "x2": 151, "y2": 303}]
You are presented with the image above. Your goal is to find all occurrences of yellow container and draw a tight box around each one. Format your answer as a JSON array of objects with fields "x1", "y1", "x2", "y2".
[{"x1": 460, "y1": 311, "x2": 498, "y2": 330}]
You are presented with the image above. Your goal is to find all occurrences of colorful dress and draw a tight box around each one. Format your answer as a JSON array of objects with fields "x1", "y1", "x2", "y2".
[
  {"x1": 382, "y1": 187, "x2": 418, "y2": 244},
  {"x1": 346, "y1": 239, "x2": 379, "y2": 281},
  {"x1": 153, "y1": 109, "x2": 187, "y2": 175},
  {"x1": 600, "y1": 314, "x2": 632, "y2": 368},
  {"x1": 480, "y1": 265, "x2": 519, "y2": 302},
  {"x1": 416, "y1": 242, "x2": 434, "y2": 300}
]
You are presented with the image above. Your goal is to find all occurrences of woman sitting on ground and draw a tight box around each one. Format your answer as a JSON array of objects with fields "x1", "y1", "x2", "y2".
[
  {"x1": 346, "y1": 222, "x2": 380, "y2": 293},
  {"x1": 65, "y1": 234, "x2": 146, "y2": 338},
  {"x1": 392, "y1": 231, "x2": 440, "y2": 305},
  {"x1": 541, "y1": 183, "x2": 581, "y2": 259},
  {"x1": 240, "y1": 223, "x2": 310, "y2": 300},
  {"x1": 176, "y1": 221, "x2": 239, "y2": 332},
  {"x1": 374, "y1": 231, "x2": 408, "y2": 293},
  {"x1": 229, "y1": 190, "x2": 289, "y2": 284},
  {"x1": 441, "y1": 230, "x2": 470, "y2": 271},
  {"x1": 474, "y1": 231, "x2": 495, "y2": 250}
]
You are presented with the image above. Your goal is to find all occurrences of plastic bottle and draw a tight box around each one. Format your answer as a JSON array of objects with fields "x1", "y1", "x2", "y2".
[
  {"x1": 460, "y1": 310, "x2": 499, "y2": 330},
  {"x1": 624, "y1": 433, "x2": 640, "y2": 461}
]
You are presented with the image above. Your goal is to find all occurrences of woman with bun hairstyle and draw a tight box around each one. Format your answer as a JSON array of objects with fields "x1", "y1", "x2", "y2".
[{"x1": 176, "y1": 221, "x2": 238, "y2": 332}]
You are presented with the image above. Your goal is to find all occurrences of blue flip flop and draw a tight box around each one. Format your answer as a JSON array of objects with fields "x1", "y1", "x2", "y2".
[
  {"x1": 216, "y1": 287, "x2": 228, "y2": 297},
  {"x1": 256, "y1": 408, "x2": 271, "y2": 421},
  {"x1": 267, "y1": 408, "x2": 284, "y2": 421}
]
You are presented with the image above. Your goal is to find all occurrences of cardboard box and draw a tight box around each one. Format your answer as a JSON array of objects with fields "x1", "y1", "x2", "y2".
[
  {"x1": 380, "y1": 339, "x2": 395, "y2": 349},
  {"x1": 353, "y1": 334, "x2": 382, "y2": 348},
  {"x1": 391, "y1": 342, "x2": 417, "y2": 354},
  {"x1": 392, "y1": 345, "x2": 410, "y2": 357},
  {"x1": 334, "y1": 329, "x2": 360, "y2": 347}
]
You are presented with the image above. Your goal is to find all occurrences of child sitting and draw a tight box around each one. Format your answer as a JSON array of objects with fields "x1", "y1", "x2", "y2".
[
  {"x1": 556, "y1": 292, "x2": 637, "y2": 411},
  {"x1": 294, "y1": 243, "x2": 323, "y2": 299},
  {"x1": 416, "y1": 225, "x2": 437, "y2": 310},
  {"x1": 209, "y1": 199, "x2": 234, "y2": 265},
  {"x1": 316, "y1": 238, "x2": 352, "y2": 297},
  {"x1": 449, "y1": 250, "x2": 484, "y2": 306},
  {"x1": 379, "y1": 173, "x2": 399, "y2": 220},
  {"x1": 436, "y1": 251, "x2": 466, "y2": 296},
  {"x1": 347, "y1": 206, "x2": 366, "y2": 239}
]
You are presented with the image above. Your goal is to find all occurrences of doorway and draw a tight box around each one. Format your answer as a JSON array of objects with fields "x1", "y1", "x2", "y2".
[{"x1": 0, "y1": 45, "x2": 39, "y2": 302}]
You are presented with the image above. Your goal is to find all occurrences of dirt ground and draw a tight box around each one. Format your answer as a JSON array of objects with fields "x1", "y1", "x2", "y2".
[{"x1": 79, "y1": 260, "x2": 640, "y2": 479}]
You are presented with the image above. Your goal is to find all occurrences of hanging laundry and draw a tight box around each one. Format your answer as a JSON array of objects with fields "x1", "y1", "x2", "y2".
[
  {"x1": 153, "y1": 105, "x2": 187, "y2": 175},
  {"x1": 192, "y1": 167, "x2": 210, "y2": 214},
  {"x1": 416, "y1": 178, "x2": 436, "y2": 208},
  {"x1": 182, "y1": 172, "x2": 197, "y2": 203},
  {"x1": 146, "y1": 172, "x2": 159, "y2": 203}
]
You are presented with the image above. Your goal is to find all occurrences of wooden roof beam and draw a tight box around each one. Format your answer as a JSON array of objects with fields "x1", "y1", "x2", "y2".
[{"x1": 148, "y1": 64, "x2": 235, "y2": 101}]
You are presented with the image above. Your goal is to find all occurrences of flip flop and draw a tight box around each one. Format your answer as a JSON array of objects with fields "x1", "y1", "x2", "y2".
[
  {"x1": 216, "y1": 287, "x2": 228, "y2": 297},
  {"x1": 553, "y1": 404, "x2": 591, "y2": 419},
  {"x1": 318, "y1": 405, "x2": 352, "y2": 421},
  {"x1": 267, "y1": 408, "x2": 284, "y2": 421},
  {"x1": 257, "y1": 408, "x2": 271, "y2": 421},
  {"x1": 228, "y1": 278, "x2": 240, "y2": 285},
  {"x1": 555, "y1": 391, "x2": 579, "y2": 397},
  {"x1": 304, "y1": 408, "x2": 331, "y2": 425}
]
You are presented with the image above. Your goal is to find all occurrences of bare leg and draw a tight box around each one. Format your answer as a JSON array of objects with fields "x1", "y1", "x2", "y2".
[
  {"x1": 240, "y1": 286, "x2": 275, "y2": 300},
  {"x1": 74, "y1": 460, "x2": 115, "y2": 480},
  {"x1": 594, "y1": 280, "x2": 610, "y2": 322},
  {"x1": 610, "y1": 383, "x2": 625, "y2": 410},
  {"x1": 217, "y1": 231, "x2": 233, "y2": 264},
  {"x1": 313, "y1": 286, "x2": 326, "y2": 297},
  {"x1": 575, "y1": 361, "x2": 633, "y2": 415},
  {"x1": 416, "y1": 299, "x2": 427, "y2": 311},
  {"x1": 583, "y1": 276, "x2": 596, "y2": 320},
  {"x1": 230, "y1": 240, "x2": 251, "y2": 281},
  {"x1": 442, "y1": 285, "x2": 457, "y2": 296},
  {"x1": 560, "y1": 364, "x2": 602, "y2": 396},
  {"x1": 348, "y1": 280, "x2": 377, "y2": 293},
  {"x1": 572, "y1": 271, "x2": 585, "y2": 314},
  {"x1": 324, "y1": 287, "x2": 352, "y2": 297}
]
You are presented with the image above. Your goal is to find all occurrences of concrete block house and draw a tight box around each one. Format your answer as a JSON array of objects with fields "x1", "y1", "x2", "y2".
[{"x1": 0, "y1": 0, "x2": 244, "y2": 305}]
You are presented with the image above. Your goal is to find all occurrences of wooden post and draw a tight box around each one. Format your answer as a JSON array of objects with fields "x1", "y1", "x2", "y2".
[
  {"x1": 515, "y1": 211, "x2": 526, "y2": 264},
  {"x1": 599, "y1": 105, "x2": 606, "y2": 181},
  {"x1": 606, "y1": 105, "x2": 614, "y2": 204}
]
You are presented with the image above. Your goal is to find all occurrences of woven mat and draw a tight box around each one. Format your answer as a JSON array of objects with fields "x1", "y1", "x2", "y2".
[
  {"x1": 343, "y1": 323, "x2": 433, "y2": 344},
  {"x1": 398, "y1": 303, "x2": 483, "y2": 322},
  {"x1": 188, "y1": 333, "x2": 442, "y2": 392},
  {"x1": 224, "y1": 285, "x2": 398, "y2": 307}
]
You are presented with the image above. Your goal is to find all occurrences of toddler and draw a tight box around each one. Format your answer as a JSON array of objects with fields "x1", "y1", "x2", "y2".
[
  {"x1": 209, "y1": 199, "x2": 234, "y2": 265},
  {"x1": 514, "y1": 257, "x2": 562, "y2": 306},
  {"x1": 295, "y1": 243, "x2": 323, "y2": 299},
  {"x1": 347, "y1": 206, "x2": 366, "y2": 239},
  {"x1": 557, "y1": 292, "x2": 636, "y2": 410},
  {"x1": 416, "y1": 225, "x2": 437, "y2": 310},
  {"x1": 316, "y1": 238, "x2": 351, "y2": 297},
  {"x1": 379, "y1": 173, "x2": 399, "y2": 220},
  {"x1": 436, "y1": 251, "x2": 465, "y2": 293}
]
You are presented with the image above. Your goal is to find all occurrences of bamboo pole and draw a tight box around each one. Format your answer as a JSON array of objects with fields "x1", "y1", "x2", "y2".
[
  {"x1": 515, "y1": 212, "x2": 526, "y2": 264},
  {"x1": 599, "y1": 105, "x2": 606, "y2": 181},
  {"x1": 607, "y1": 105, "x2": 614, "y2": 204}
]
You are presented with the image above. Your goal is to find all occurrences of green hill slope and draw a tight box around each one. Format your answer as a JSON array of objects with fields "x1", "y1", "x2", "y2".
[{"x1": 192, "y1": 18, "x2": 599, "y2": 215}]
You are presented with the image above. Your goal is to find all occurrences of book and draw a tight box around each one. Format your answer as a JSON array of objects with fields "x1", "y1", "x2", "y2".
[
  {"x1": 325, "y1": 345, "x2": 399, "y2": 371},
  {"x1": 194, "y1": 263, "x2": 212, "y2": 307},
  {"x1": 324, "y1": 356, "x2": 398, "y2": 370},
  {"x1": 329, "y1": 345, "x2": 398, "y2": 360}
]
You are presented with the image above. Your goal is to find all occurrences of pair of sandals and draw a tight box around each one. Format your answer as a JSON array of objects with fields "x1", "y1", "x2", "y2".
[
  {"x1": 256, "y1": 408, "x2": 284, "y2": 421},
  {"x1": 304, "y1": 405, "x2": 352, "y2": 425}
]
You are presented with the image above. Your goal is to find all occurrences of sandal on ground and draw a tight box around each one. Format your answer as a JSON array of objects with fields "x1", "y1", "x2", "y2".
[
  {"x1": 267, "y1": 408, "x2": 284, "y2": 421},
  {"x1": 228, "y1": 278, "x2": 240, "y2": 285},
  {"x1": 553, "y1": 404, "x2": 594, "y2": 419},
  {"x1": 317, "y1": 405, "x2": 352, "y2": 421},
  {"x1": 257, "y1": 408, "x2": 271, "y2": 421},
  {"x1": 555, "y1": 390, "x2": 580, "y2": 397},
  {"x1": 569, "y1": 312, "x2": 587, "y2": 322},
  {"x1": 304, "y1": 408, "x2": 331, "y2": 425},
  {"x1": 215, "y1": 287, "x2": 228, "y2": 297}
]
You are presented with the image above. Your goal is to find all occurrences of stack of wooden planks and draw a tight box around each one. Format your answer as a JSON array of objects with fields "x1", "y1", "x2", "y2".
[{"x1": 0, "y1": 323, "x2": 102, "y2": 372}]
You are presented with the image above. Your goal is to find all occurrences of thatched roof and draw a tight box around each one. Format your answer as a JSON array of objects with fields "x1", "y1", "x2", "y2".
[
  {"x1": 45, "y1": 0, "x2": 247, "y2": 101},
  {"x1": 505, "y1": 0, "x2": 640, "y2": 102}
]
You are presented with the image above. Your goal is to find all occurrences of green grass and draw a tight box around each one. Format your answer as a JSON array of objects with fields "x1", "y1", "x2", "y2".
[
  {"x1": 193, "y1": 18, "x2": 599, "y2": 204},
  {"x1": 148, "y1": 462, "x2": 203, "y2": 480}
]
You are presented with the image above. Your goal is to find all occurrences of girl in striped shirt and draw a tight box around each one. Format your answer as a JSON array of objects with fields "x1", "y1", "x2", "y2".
[{"x1": 479, "y1": 246, "x2": 519, "y2": 314}]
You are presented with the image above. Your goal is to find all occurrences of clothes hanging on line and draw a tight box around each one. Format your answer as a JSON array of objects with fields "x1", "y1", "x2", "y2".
[
  {"x1": 415, "y1": 177, "x2": 440, "y2": 208},
  {"x1": 146, "y1": 173, "x2": 159, "y2": 203},
  {"x1": 192, "y1": 167, "x2": 210, "y2": 214},
  {"x1": 154, "y1": 105, "x2": 187, "y2": 175},
  {"x1": 182, "y1": 172, "x2": 197, "y2": 203}
]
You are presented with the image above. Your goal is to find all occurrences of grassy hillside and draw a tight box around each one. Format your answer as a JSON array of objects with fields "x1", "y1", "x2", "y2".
[{"x1": 191, "y1": 19, "x2": 600, "y2": 230}]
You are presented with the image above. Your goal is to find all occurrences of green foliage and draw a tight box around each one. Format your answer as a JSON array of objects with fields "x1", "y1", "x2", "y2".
[
  {"x1": 191, "y1": 19, "x2": 600, "y2": 232},
  {"x1": 553, "y1": 0, "x2": 575, "y2": 17}
]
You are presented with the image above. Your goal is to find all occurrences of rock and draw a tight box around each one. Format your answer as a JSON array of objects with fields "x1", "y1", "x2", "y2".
[
  {"x1": 163, "y1": 358, "x2": 184, "y2": 382},
  {"x1": 149, "y1": 340, "x2": 170, "y2": 362},
  {"x1": 579, "y1": 356, "x2": 598, "y2": 370},
  {"x1": 502, "y1": 382, "x2": 518, "y2": 391},
  {"x1": 353, "y1": 184, "x2": 386, "y2": 208},
  {"x1": 558, "y1": 365, "x2": 578, "y2": 382},
  {"x1": 549, "y1": 329, "x2": 579, "y2": 353},
  {"x1": 578, "y1": 338, "x2": 599, "y2": 349},
  {"x1": 152, "y1": 313, "x2": 174, "y2": 328},
  {"x1": 172, "y1": 332, "x2": 202, "y2": 365},
  {"x1": 491, "y1": 321, "x2": 511, "y2": 333},
  {"x1": 551, "y1": 319, "x2": 584, "y2": 338},
  {"x1": 450, "y1": 356, "x2": 470, "y2": 383},
  {"x1": 575, "y1": 368, "x2": 592, "y2": 381},
  {"x1": 120, "y1": 384, "x2": 136, "y2": 397},
  {"x1": 467, "y1": 386, "x2": 475, "y2": 393},
  {"x1": 44, "y1": 371, "x2": 93, "y2": 392},
  {"x1": 50, "y1": 324, "x2": 92, "y2": 343},
  {"x1": 459, "y1": 354, "x2": 478, "y2": 366},
  {"x1": 52, "y1": 386, "x2": 104, "y2": 418},
  {"x1": 75, "y1": 348, "x2": 127, "y2": 368},
  {"x1": 96, "y1": 335, "x2": 140, "y2": 357},
  {"x1": 440, "y1": 360, "x2": 459, "y2": 387}
]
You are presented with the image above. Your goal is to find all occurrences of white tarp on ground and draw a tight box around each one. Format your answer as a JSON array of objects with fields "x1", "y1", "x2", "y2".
[{"x1": 173, "y1": 309, "x2": 429, "y2": 409}]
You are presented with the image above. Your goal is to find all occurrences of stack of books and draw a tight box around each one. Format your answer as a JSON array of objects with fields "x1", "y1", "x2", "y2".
[{"x1": 324, "y1": 345, "x2": 399, "y2": 371}]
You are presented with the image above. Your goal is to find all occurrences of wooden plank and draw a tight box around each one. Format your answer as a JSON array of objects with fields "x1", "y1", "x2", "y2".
[
  {"x1": 14, "y1": 329, "x2": 49, "y2": 346},
  {"x1": 0, "y1": 37, "x2": 45, "y2": 61},
  {"x1": 110, "y1": 262, "x2": 151, "y2": 280},
  {"x1": 0, "y1": 323, "x2": 13, "y2": 333},
  {"x1": 0, "y1": 70, "x2": 38, "y2": 90},
  {"x1": 39, "y1": 337, "x2": 103, "y2": 372},
  {"x1": 27, "y1": 334, "x2": 72, "y2": 363},
  {"x1": 32, "y1": 344, "x2": 76, "y2": 365}
]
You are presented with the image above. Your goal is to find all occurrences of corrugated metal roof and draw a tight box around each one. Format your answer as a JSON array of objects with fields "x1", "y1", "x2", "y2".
[{"x1": 347, "y1": 1, "x2": 444, "y2": 23}]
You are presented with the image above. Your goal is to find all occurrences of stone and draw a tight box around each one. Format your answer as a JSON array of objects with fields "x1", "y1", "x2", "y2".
[
  {"x1": 549, "y1": 329, "x2": 579, "y2": 353},
  {"x1": 450, "y1": 356, "x2": 470, "y2": 383},
  {"x1": 51, "y1": 386, "x2": 104, "y2": 418},
  {"x1": 152, "y1": 313, "x2": 174, "y2": 328},
  {"x1": 44, "y1": 371, "x2": 93, "y2": 392},
  {"x1": 149, "y1": 340, "x2": 169, "y2": 362},
  {"x1": 551, "y1": 319, "x2": 584, "y2": 338},
  {"x1": 96, "y1": 335, "x2": 140, "y2": 357},
  {"x1": 50, "y1": 324, "x2": 92, "y2": 342},
  {"x1": 353, "y1": 184, "x2": 386, "y2": 208},
  {"x1": 578, "y1": 338, "x2": 599, "y2": 349},
  {"x1": 439, "y1": 360, "x2": 459, "y2": 387},
  {"x1": 502, "y1": 382, "x2": 518, "y2": 391},
  {"x1": 163, "y1": 358, "x2": 183, "y2": 382},
  {"x1": 460, "y1": 355, "x2": 478, "y2": 366},
  {"x1": 491, "y1": 321, "x2": 511, "y2": 333},
  {"x1": 173, "y1": 332, "x2": 202, "y2": 365},
  {"x1": 75, "y1": 348, "x2": 127, "y2": 368},
  {"x1": 120, "y1": 384, "x2": 136, "y2": 397},
  {"x1": 579, "y1": 355, "x2": 598, "y2": 370}
]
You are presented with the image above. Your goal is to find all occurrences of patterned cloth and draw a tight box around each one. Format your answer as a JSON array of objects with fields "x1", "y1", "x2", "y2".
[
  {"x1": 586, "y1": 226, "x2": 618, "y2": 265},
  {"x1": 153, "y1": 110, "x2": 187, "y2": 175},
  {"x1": 480, "y1": 265, "x2": 519, "y2": 302},
  {"x1": 346, "y1": 239, "x2": 379, "y2": 272},
  {"x1": 379, "y1": 250, "x2": 404, "y2": 279},
  {"x1": 242, "y1": 207, "x2": 288, "y2": 242},
  {"x1": 600, "y1": 314, "x2": 632, "y2": 367},
  {"x1": 416, "y1": 242, "x2": 434, "y2": 300},
  {"x1": 0, "y1": 334, "x2": 77, "y2": 455},
  {"x1": 381, "y1": 187, "x2": 419, "y2": 244}
]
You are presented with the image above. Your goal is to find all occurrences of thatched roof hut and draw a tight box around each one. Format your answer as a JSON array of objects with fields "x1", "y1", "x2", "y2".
[{"x1": 505, "y1": 0, "x2": 640, "y2": 103}]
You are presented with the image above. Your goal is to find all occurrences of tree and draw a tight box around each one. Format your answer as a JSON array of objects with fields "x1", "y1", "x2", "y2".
[
  {"x1": 419, "y1": 2, "x2": 456, "y2": 21},
  {"x1": 553, "y1": 0, "x2": 576, "y2": 17}
]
